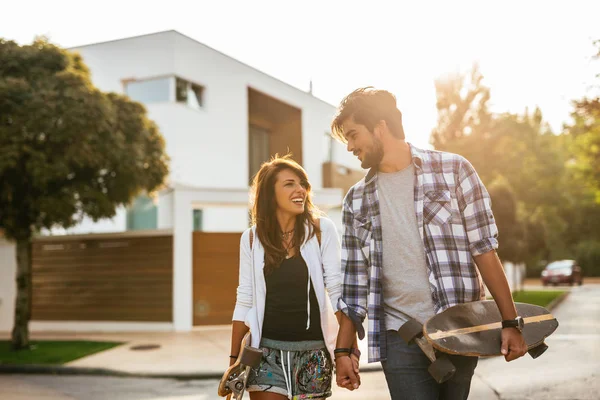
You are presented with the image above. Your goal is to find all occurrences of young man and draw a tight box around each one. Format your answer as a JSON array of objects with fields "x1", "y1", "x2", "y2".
[{"x1": 332, "y1": 87, "x2": 527, "y2": 400}]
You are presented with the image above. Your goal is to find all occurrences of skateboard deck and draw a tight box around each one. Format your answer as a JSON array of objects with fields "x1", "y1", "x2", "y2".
[
  {"x1": 423, "y1": 300, "x2": 559, "y2": 357},
  {"x1": 218, "y1": 332, "x2": 262, "y2": 400}
]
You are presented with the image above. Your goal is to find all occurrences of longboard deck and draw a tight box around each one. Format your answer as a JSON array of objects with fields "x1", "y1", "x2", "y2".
[{"x1": 423, "y1": 301, "x2": 559, "y2": 357}]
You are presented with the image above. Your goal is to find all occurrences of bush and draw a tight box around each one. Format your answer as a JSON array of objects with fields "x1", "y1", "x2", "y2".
[
  {"x1": 576, "y1": 241, "x2": 600, "y2": 277},
  {"x1": 525, "y1": 257, "x2": 548, "y2": 278}
]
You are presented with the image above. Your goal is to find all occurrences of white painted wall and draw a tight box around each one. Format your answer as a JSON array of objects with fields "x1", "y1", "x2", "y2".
[
  {"x1": 504, "y1": 261, "x2": 526, "y2": 293},
  {"x1": 0, "y1": 239, "x2": 16, "y2": 333},
  {"x1": 202, "y1": 208, "x2": 249, "y2": 232}
]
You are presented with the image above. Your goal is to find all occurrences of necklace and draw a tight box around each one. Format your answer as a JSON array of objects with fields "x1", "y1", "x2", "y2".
[
  {"x1": 281, "y1": 228, "x2": 294, "y2": 239},
  {"x1": 282, "y1": 230, "x2": 295, "y2": 259}
]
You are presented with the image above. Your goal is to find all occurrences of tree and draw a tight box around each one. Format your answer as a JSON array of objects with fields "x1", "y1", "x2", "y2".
[
  {"x1": 430, "y1": 63, "x2": 492, "y2": 153},
  {"x1": 429, "y1": 64, "x2": 572, "y2": 269},
  {"x1": 0, "y1": 37, "x2": 169, "y2": 349},
  {"x1": 566, "y1": 98, "x2": 600, "y2": 203},
  {"x1": 487, "y1": 176, "x2": 525, "y2": 263}
]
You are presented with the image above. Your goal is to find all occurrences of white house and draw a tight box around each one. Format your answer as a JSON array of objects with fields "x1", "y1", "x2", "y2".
[
  {"x1": 49, "y1": 30, "x2": 362, "y2": 235},
  {"x1": 0, "y1": 30, "x2": 365, "y2": 333}
]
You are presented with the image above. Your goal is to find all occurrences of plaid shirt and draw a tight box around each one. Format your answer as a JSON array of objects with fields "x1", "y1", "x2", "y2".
[{"x1": 339, "y1": 143, "x2": 498, "y2": 362}]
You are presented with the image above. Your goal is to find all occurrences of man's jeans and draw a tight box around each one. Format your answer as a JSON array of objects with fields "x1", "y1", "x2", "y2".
[{"x1": 381, "y1": 330, "x2": 478, "y2": 400}]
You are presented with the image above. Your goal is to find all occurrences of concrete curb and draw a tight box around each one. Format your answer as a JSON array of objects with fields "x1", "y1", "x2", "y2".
[
  {"x1": 546, "y1": 290, "x2": 570, "y2": 312},
  {"x1": 0, "y1": 363, "x2": 384, "y2": 379},
  {"x1": 0, "y1": 364, "x2": 224, "y2": 380}
]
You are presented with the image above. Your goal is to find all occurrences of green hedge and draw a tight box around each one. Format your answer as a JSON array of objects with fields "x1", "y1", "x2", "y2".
[{"x1": 576, "y1": 241, "x2": 600, "y2": 277}]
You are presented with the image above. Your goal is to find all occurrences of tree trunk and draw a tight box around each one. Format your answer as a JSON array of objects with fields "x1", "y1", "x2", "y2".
[{"x1": 11, "y1": 237, "x2": 32, "y2": 350}]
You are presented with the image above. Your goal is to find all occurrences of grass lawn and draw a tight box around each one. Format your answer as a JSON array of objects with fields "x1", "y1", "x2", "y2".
[
  {"x1": 0, "y1": 340, "x2": 123, "y2": 365},
  {"x1": 511, "y1": 290, "x2": 566, "y2": 308},
  {"x1": 488, "y1": 290, "x2": 566, "y2": 308}
]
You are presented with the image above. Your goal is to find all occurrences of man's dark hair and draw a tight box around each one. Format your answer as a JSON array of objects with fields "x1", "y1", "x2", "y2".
[{"x1": 331, "y1": 87, "x2": 405, "y2": 142}]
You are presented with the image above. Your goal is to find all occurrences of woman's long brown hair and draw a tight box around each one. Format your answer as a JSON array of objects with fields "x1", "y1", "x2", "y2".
[{"x1": 250, "y1": 154, "x2": 321, "y2": 275}]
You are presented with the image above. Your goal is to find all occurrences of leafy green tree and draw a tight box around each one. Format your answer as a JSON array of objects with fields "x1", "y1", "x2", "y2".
[
  {"x1": 0, "y1": 37, "x2": 169, "y2": 349},
  {"x1": 429, "y1": 64, "x2": 573, "y2": 270},
  {"x1": 566, "y1": 98, "x2": 600, "y2": 203},
  {"x1": 487, "y1": 176, "x2": 525, "y2": 263},
  {"x1": 430, "y1": 63, "x2": 492, "y2": 153}
]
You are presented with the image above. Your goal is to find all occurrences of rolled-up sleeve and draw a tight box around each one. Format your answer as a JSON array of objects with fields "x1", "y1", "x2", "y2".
[
  {"x1": 232, "y1": 228, "x2": 253, "y2": 321},
  {"x1": 457, "y1": 158, "x2": 499, "y2": 257},
  {"x1": 319, "y1": 217, "x2": 343, "y2": 312},
  {"x1": 339, "y1": 192, "x2": 369, "y2": 339}
]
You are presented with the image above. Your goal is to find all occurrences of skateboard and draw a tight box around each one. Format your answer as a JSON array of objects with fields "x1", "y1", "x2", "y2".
[
  {"x1": 218, "y1": 332, "x2": 263, "y2": 399},
  {"x1": 398, "y1": 300, "x2": 559, "y2": 384}
]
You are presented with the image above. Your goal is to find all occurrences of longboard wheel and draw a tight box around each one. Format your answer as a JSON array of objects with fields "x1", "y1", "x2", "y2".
[
  {"x1": 427, "y1": 355, "x2": 456, "y2": 384},
  {"x1": 528, "y1": 342, "x2": 549, "y2": 359},
  {"x1": 398, "y1": 319, "x2": 424, "y2": 344},
  {"x1": 240, "y1": 346, "x2": 263, "y2": 368}
]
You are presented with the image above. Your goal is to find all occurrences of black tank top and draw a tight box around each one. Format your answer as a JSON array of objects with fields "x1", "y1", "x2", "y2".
[{"x1": 262, "y1": 255, "x2": 323, "y2": 341}]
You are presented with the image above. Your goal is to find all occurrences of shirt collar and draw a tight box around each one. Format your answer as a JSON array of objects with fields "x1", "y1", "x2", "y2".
[{"x1": 364, "y1": 142, "x2": 424, "y2": 183}]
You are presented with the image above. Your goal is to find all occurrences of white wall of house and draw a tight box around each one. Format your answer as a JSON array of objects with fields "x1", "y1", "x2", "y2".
[
  {"x1": 56, "y1": 30, "x2": 360, "y2": 234},
  {"x1": 0, "y1": 239, "x2": 16, "y2": 333}
]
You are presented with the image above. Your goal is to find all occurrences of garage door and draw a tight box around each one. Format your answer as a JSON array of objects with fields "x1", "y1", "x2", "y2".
[{"x1": 192, "y1": 232, "x2": 242, "y2": 325}]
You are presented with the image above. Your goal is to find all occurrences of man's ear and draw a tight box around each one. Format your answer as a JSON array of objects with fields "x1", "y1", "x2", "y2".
[{"x1": 373, "y1": 120, "x2": 388, "y2": 139}]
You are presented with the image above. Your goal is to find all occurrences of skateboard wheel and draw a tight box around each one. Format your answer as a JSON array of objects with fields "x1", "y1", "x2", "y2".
[
  {"x1": 528, "y1": 342, "x2": 549, "y2": 359},
  {"x1": 428, "y1": 355, "x2": 456, "y2": 384},
  {"x1": 240, "y1": 346, "x2": 263, "y2": 368},
  {"x1": 398, "y1": 319, "x2": 424, "y2": 344}
]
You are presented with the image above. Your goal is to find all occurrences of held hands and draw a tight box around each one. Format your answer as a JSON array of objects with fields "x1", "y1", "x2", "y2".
[
  {"x1": 335, "y1": 355, "x2": 360, "y2": 391},
  {"x1": 501, "y1": 328, "x2": 528, "y2": 362}
]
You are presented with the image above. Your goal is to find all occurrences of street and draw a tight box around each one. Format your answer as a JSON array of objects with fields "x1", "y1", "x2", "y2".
[{"x1": 1, "y1": 283, "x2": 598, "y2": 400}]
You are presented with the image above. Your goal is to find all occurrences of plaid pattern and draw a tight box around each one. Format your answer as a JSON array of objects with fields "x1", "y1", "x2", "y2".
[{"x1": 339, "y1": 144, "x2": 498, "y2": 362}]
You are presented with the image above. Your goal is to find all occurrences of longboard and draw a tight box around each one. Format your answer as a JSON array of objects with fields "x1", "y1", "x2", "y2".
[
  {"x1": 398, "y1": 301, "x2": 559, "y2": 383},
  {"x1": 218, "y1": 332, "x2": 262, "y2": 399},
  {"x1": 423, "y1": 301, "x2": 559, "y2": 358}
]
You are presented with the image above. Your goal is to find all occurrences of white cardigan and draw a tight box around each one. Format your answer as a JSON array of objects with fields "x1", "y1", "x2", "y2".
[{"x1": 232, "y1": 217, "x2": 342, "y2": 361}]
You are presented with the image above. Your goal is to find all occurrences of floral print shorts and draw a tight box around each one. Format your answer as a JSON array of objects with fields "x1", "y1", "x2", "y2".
[{"x1": 246, "y1": 337, "x2": 333, "y2": 399}]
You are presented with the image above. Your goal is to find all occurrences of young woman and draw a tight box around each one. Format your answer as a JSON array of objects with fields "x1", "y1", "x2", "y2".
[{"x1": 229, "y1": 155, "x2": 358, "y2": 400}]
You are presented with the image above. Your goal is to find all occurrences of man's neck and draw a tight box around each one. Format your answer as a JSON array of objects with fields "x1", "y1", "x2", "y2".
[{"x1": 378, "y1": 140, "x2": 412, "y2": 173}]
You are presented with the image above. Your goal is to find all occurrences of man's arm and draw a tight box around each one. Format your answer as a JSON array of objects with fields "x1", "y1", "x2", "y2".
[
  {"x1": 475, "y1": 250, "x2": 527, "y2": 361},
  {"x1": 457, "y1": 158, "x2": 527, "y2": 362},
  {"x1": 335, "y1": 192, "x2": 369, "y2": 390}
]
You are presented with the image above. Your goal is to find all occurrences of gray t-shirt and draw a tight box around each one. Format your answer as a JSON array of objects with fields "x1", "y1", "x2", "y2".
[{"x1": 377, "y1": 164, "x2": 435, "y2": 330}]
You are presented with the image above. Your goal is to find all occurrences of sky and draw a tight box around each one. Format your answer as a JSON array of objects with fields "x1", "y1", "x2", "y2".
[{"x1": 2, "y1": 0, "x2": 600, "y2": 149}]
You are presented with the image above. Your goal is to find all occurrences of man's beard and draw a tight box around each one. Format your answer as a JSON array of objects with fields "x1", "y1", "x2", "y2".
[{"x1": 361, "y1": 137, "x2": 384, "y2": 169}]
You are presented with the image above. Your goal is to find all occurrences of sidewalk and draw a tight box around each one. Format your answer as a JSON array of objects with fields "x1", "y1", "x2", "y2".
[
  {"x1": 0, "y1": 279, "x2": 583, "y2": 379},
  {"x1": 0, "y1": 324, "x2": 377, "y2": 378}
]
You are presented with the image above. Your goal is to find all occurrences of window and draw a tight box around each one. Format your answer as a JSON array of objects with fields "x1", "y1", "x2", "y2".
[
  {"x1": 323, "y1": 132, "x2": 334, "y2": 163},
  {"x1": 125, "y1": 77, "x2": 170, "y2": 104},
  {"x1": 125, "y1": 76, "x2": 205, "y2": 110},
  {"x1": 126, "y1": 195, "x2": 158, "y2": 230},
  {"x1": 176, "y1": 77, "x2": 204, "y2": 110},
  {"x1": 249, "y1": 125, "x2": 270, "y2": 183},
  {"x1": 193, "y1": 209, "x2": 203, "y2": 231}
]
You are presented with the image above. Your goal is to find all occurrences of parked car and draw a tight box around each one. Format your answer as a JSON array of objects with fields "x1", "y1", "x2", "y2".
[{"x1": 540, "y1": 259, "x2": 583, "y2": 286}]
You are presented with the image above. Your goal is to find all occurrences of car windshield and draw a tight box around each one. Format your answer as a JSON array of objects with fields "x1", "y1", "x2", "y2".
[{"x1": 546, "y1": 260, "x2": 574, "y2": 270}]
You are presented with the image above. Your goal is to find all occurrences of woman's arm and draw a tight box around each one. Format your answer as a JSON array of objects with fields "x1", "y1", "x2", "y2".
[
  {"x1": 229, "y1": 229, "x2": 254, "y2": 365},
  {"x1": 229, "y1": 321, "x2": 250, "y2": 366}
]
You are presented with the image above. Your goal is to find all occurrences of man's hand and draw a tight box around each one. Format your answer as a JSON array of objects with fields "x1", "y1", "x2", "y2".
[
  {"x1": 335, "y1": 356, "x2": 360, "y2": 391},
  {"x1": 350, "y1": 354, "x2": 360, "y2": 376},
  {"x1": 501, "y1": 328, "x2": 527, "y2": 362}
]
